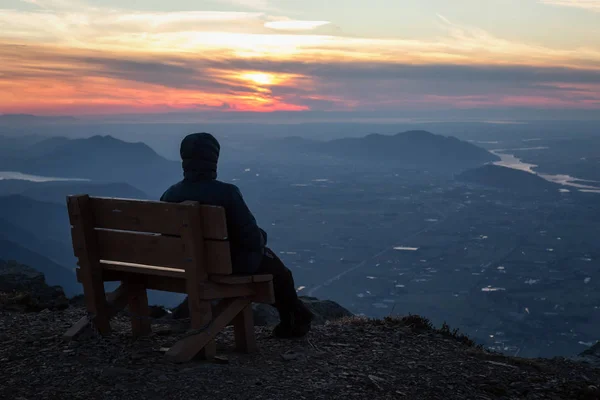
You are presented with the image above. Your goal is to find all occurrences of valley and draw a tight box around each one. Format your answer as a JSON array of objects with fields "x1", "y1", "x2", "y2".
[{"x1": 0, "y1": 127, "x2": 598, "y2": 359}]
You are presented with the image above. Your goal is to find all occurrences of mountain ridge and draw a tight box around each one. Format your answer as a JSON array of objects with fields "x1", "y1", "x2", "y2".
[{"x1": 269, "y1": 130, "x2": 499, "y2": 172}]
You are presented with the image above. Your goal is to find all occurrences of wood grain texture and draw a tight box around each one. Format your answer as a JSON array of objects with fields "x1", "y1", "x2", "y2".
[{"x1": 90, "y1": 197, "x2": 228, "y2": 239}]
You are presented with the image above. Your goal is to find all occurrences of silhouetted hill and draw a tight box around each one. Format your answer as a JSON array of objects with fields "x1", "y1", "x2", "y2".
[
  {"x1": 0, "y1": 196, "x2": 76, "y2": 281},
  {"x1": 0, "y1": 135, "x2": 179, "y2": 196},
  {"x1": 0, "y1": 217, "x2": 75, "y2": 269},
  {"x1": 457, "y1": 164, "x2": 561, "y2": 194},
  {"x1": 25, "y1": 136, "x2": 72, "y2": 158},
  {"x1": 270, "y1": 131, "x2": 499, "y2": 172},
  {"x1": 0, "y1": 195, "x2": 71, "y2": 242},
  {"x1": 0, "y1": 180, "x2": 148, "y2": 204},
  {"x1": 0, "y1": 135, "x2": 46, "y2": 159}
]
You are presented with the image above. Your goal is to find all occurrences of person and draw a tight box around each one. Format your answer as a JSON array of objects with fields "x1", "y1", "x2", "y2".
[{"x1": 160, "y1": 132, "x2": 314, "y2": 338}]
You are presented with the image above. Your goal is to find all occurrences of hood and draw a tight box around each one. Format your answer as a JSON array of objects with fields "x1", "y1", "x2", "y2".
[{"x1": 180, "y1": 132, "x2": 220, "y2": 180}]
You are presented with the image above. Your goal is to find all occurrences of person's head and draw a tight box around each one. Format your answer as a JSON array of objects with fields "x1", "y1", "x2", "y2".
[{"x1": 180, "y1": 132, "x2": 220, "y2": 180}]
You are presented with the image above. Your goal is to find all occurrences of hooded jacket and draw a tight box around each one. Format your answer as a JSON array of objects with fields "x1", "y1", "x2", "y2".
[{"x1": 160, "y1": 133, "x2": 266, "y2": 274}]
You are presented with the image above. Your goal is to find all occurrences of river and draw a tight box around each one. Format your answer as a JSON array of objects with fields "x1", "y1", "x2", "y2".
[{"x1": 490, "y1": 149, "x2": 600, "y2": 194}]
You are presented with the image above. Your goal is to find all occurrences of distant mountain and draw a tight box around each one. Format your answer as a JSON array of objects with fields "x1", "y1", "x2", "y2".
[
  {"x1": 25, "y1": 136, "x2": 72, "y2": 158},
  {"x1": 270, "y1": 131, "x2": 499, "y2": 172},
  {"x1": 0, "y1": 134, "x2": 47, "y2": 159},
  {"x1": 0, "y1": 180, "x2": 148, "y2": 204},
  {"x1": 0, "y1": 135, "x2": 180, "y2": 197},
  {"x1": 456, "y1": 164, "x2": 561, "y2": 194}
]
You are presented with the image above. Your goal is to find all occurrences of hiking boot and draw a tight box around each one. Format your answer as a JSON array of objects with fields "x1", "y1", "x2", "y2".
[{"x1": 273, "y1": 300, "x2": 314, "y2": 338}]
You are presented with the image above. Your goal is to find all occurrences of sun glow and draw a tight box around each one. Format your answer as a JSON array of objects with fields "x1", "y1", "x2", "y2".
[{"x1": 241, "y1": 72, "x2": 276, "y2": 86}]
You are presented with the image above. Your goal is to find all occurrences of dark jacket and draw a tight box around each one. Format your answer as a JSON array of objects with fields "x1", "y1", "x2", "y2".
[{"x1": 160, "y1": 133, "x2": 266, "y2": 274}]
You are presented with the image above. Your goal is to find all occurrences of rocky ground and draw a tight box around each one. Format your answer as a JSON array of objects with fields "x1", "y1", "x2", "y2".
[
  {"x1": 1, "y1": 308, "x2": 599, "y2": 400},
  {"x1": 1, "y1": 261, "x2": 600, "y2": 400}
]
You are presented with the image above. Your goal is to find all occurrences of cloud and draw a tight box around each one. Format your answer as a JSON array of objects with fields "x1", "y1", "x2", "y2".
[
  {"x1": 539, "y1": 0, "x2": 600, "y2": 12},
  {"x1": 1, "y1": 0, "x2": 600, "y2": 115},
  {"x1": 3, "y1": 40, "x2": 599, "y2": 116},
  {"x1": 264, "y1": 20, "x2": 330, "y2": 31}
]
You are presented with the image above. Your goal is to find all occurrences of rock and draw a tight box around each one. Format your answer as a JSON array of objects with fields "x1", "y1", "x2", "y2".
[
  {"x1": 299, "y1": 296, "x2": 354, "y2": 325},
  {"x1": 0, "y1": 260, "x2": 69, "y2": 312},
  {"x1": 148, "y1": 305, "x2": 169, "y2": 319},
  {"x1": 171, "y1": 295, "x2": 353, "y2": 326},
  {"x1": 577, "y1": 341, "x2": 600, "y2": 368},
  {"x1": 69, "y1": 294, "x2": 85, "y2": 307}
]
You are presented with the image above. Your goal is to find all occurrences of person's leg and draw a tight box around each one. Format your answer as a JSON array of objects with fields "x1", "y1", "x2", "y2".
[
  {"x1": 255, "y1": 248, "x2": 299, "y2": 310},
  {"x1": 255, "y1": 247, "x2": 313, "y2": 337}
]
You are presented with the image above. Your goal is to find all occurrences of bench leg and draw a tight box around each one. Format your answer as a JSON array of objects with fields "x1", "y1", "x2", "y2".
[
  {"x1": 63, "y1": 283, "x2": 128, "y2": 340},
  {"x1": 233, "y1": 305, "x2": 257, "y2": 353},
  {"x1": 128, "y1": 282, "x2": 151, "y2": 337},
  {"x1": 165, "y1": 298, "x2": 251, "y2": 363}
]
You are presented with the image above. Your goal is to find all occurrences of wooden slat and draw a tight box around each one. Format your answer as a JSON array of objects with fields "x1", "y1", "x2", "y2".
[
  {"x1": 76, "y1": 268, "x2": 266, "y2": 300},
  {"x1": 210, "y1": 275, "x2": 253, "y2": 284},
  {"x1": 79, "y1": 231, "x2": 231, "y2": 276},
  {"x1": 252, "y1": 274, "x2": 273, "y2": 283},
  {"x1": 251, "y1": 281, "x2": 276, "y2": 304},
  {"x1": 210, "y1": 274, "x2": 273, "y2": 285},
  {"x1": 204, "y1": 240, "x2": 232, "y2": 275},
  {"x1": 96, "y1": 230, "x2": 188, "y2": 270},
  {"x1": 101, "y1": 261, "x2": 186, "y2": 279},
  {"x1": 89, "y1": 197, "x2": 228, "y2": 239}
]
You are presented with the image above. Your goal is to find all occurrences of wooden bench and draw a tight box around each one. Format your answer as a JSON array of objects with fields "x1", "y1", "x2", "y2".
[{"x1": 63, "y1": 194, "x2": 275, "y2": 363}]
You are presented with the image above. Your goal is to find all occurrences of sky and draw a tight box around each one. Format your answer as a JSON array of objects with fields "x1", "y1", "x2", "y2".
[{"x1": 1, "y1": 0, "x2": 600, "y2": 121}]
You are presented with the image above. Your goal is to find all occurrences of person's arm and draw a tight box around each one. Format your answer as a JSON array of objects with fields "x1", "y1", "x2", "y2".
[{"x1": 227, "y1": 185, "x2": 266, "y2": 250}]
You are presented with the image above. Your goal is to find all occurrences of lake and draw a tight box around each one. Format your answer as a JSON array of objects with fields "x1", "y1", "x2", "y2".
[{"x1": 0, "y1": 171, "x2": 89, "y2": 183}]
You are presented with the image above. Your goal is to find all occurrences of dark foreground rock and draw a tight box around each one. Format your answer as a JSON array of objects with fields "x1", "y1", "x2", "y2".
[
  {"x1": 0, "y1": 260, "x2": 68, "y2": 312},
  {"x1": 172, "y1": 295, "x2": 353, "y2": 326},
  {"x1": 1, "y1": 307, "x2": 600, "y2": 400}
]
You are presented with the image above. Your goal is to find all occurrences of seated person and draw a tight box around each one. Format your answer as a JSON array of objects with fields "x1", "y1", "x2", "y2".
[{"x1": 161, "y1": 132, "x2": 313, "y2": 338}]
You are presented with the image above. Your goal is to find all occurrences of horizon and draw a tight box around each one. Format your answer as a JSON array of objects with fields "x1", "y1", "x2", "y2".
[{"x1": 1, "y1": 0, "x2": 600, "y2": 121}]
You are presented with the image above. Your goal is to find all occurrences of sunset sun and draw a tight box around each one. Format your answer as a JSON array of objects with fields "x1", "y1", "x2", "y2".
[{"x1": 242, "y1": 72, "x2": 276, "y2": 86}]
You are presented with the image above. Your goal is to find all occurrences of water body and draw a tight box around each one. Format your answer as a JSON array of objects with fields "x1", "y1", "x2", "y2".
[
  {"x1": 490, "y1": 150, "x2": 600, "y2": 193},
  {"x1": 0, "y1": 171, "x2": 89, "y2": 182}
]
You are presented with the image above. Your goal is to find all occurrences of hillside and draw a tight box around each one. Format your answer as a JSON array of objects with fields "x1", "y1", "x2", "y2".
[
  {"x1": 270, "y1": 131, "x2": 499, "y2": 173},
  {"x1": 457, "y1": 164, "x2": 561, "y2": 193},
  {"x1": 0, "y1": 217, "x2": 75, "y2": 270},
  {"x1": 0, "y1": 135, "x2": 179, "y2": 197},
  {"x1": 0, "y1": 195, "x2": 71, "y2": 242}
]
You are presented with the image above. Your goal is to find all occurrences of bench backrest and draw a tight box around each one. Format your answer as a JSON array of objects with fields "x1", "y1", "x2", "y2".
[{"x1": 67, "y1": 195, "x2": 233, "y2": 278}]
